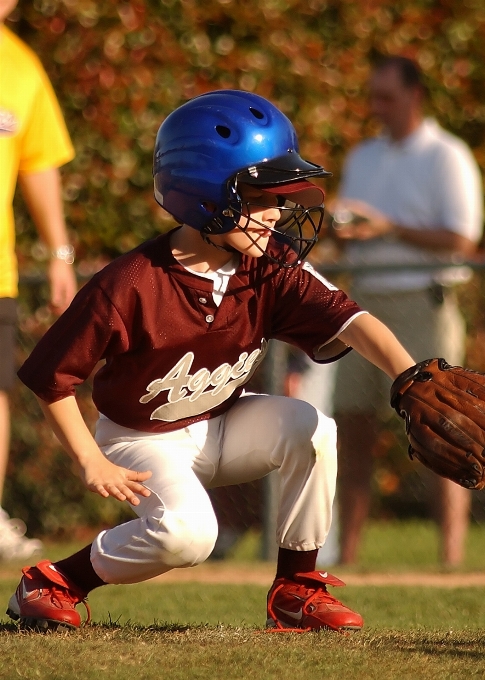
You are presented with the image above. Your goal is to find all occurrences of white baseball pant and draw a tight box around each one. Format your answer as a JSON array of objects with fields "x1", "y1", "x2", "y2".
[{"x1": 90, "y1": 394, "x2": 337, "y2": 584}]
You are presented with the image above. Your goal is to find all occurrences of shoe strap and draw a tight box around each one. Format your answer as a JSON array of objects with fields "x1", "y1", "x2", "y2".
[
  {"x1": 26, "y1": 560, "x2": 87, "y2": 600},
  {"x1": 293, "y1": 570, "x2": 346, "y2": 588}
]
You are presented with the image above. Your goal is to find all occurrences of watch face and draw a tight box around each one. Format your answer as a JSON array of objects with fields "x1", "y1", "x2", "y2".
[{"x1": 330, "y1": 208, "x2": 368, "y2": 229}]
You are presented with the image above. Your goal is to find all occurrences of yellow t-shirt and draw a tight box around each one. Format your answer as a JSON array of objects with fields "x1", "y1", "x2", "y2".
[{"x1": 0, "y1": 25, "x2": 75, "y2": 298}]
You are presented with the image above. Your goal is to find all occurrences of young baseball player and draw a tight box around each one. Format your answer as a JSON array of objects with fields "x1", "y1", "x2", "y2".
[{"x1": 7, "y1": 90, "x2": 414, "y2": 633}]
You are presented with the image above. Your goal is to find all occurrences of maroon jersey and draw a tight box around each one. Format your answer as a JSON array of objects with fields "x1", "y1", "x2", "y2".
[{"x1": 18, "y1": 229, "x2": 363, "y2": 433}]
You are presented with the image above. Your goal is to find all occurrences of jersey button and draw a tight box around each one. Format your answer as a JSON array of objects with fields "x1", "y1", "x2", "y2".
[
  {"x1": 199, "y1": 297, "x2": 208, "y2": 304},
  {"x1": 205, "y1": 314, "x2": 214, "y2": 323}
]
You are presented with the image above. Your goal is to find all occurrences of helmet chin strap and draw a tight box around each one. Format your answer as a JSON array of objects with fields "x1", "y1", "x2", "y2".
[
  {"x1": 200, "y1": 230, "x2": 236, "y2": 253},
  {"x1": 202, "y1": 213, "x2": 267, "y2": 257}
]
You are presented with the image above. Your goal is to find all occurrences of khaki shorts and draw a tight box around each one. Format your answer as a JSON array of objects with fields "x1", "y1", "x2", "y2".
[
  {"x1": 334, "y1": 287, "x2": 465, "y2": 415},
  {"x1": 0, "y1": 298, "x2": 18, "y2": 392}
]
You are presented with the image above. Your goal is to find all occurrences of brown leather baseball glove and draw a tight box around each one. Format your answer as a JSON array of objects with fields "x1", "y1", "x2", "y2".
[{"x1": 390, "y1": 358, "x2": 485, "y2": 490}]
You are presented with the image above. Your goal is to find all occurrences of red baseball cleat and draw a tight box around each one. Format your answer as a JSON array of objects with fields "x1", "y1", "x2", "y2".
[
  {"x1": 6, "y1": 560, "x2": 90, "y2": 631},
  {"x1": 266, "y1": 570, "x2": 363, "y2": 632}
]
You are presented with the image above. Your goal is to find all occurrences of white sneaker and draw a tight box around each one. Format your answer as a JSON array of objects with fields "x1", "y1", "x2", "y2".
[{"x1": 0, "y1": 509, "x2": 43, "y2": 562}]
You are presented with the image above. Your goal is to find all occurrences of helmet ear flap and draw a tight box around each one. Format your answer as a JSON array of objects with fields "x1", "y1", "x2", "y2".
[
  {"x1": 201, "y1": 180, "x2": 243, "y2": 235},
  {"x1": 203, "y1": 207, "x2": 237, "y2": 235},
  {"x1": 199, "y1": 203, "x2": 223, "y2": 235},
  {"x1": 201, "y1": 201, "x2": 218, "y2": 215}
]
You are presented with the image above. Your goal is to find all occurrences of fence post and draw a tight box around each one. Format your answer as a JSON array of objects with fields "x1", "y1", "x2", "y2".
[{"x1": 261, "y1": 339, "x2": 288, "y2": 561}]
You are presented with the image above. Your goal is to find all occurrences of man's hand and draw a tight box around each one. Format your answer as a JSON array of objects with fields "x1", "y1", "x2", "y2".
[
  {"x1": 329, "y1": 198, "x2": 395, "y2": 240},
  {"x1": 80, "y1": 455, "x2": 152, "y2": 505},
  {"x1": 19, "y1": 168, "x2": 78, "y2": 313},
  {"x1": 48, "y1": 258, "x2": 77, "y2": 314}
]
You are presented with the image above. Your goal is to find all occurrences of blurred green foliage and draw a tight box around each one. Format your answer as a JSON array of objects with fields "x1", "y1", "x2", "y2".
[
  {"x1": 10, "y1": 0, "x2": 485, "y2": 263},
  {"x1": 6, "y1": 0, "x2": 485, "y2": 536}
]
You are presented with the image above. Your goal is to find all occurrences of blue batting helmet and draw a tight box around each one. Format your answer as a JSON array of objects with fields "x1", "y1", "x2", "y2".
[{"x1": 153, "y1": 90, "x2": 330, "y2": 266}]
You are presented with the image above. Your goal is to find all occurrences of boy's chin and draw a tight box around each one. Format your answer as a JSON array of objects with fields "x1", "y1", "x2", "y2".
[{"x1": 244, "y1": 247, "x2": 266, "y2": 258}]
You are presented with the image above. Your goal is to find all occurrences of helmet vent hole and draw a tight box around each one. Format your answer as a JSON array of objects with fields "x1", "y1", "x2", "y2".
[
  {"x1": 249, "y1": 107, "x2": 264, "y2": 120},
  {"x1": 216, "y1": 125, "x2": 231, "y2": 138}
]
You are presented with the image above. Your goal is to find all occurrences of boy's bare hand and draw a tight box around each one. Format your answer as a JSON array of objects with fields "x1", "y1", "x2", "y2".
[
  {"x1": 81, "y1": 457, "x2": 152, "y2": 506},
  {"x1": 35, "y1": 396, "x2": 152, "y2": 506}
]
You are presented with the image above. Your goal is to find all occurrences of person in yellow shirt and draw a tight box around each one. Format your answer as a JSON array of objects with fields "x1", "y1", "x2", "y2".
[{"x1": 0, "y1": 0, "x2": 76, "y2": 560}]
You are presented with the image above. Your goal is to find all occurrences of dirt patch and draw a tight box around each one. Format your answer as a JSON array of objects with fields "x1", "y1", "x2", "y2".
[
  {"x1": 148, "y1": 563, "x2": 485, "y2": 588},
  {"x1": 2, "y1": 561, "x2": 484, "y2": 588}
]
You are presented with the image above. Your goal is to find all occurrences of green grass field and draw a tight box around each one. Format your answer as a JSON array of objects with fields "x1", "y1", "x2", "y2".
[{"x1": 1, "y1": 520, "x2": 485, "y2": 680}]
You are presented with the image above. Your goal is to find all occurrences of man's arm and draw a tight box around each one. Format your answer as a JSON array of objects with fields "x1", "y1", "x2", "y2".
[
  {"x1": 329, "y1": 198, "x2": 478, "y2": 256},
  {"x1": 338, "y1": 313, "x2": 415, "y2": 379},
  {"x1": 19, "y1": 167, "x2": 77, "y2": 312},
  {"x1": 387, "y1": 226, "x2": 476, "y2": 255}
]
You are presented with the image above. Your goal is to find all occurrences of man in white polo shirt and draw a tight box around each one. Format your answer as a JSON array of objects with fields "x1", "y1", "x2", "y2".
[{"x1": 332, "y1": 55, "x2": 483, "y2": 567}]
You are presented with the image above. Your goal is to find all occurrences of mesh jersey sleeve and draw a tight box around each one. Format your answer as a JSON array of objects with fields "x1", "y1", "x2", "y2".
[
  {"x1": 17, "y1": 278, "x2": 129, "y2": 403},
  {"x1": 270, "y1": 260, "x2": 364, "y2": 363}
]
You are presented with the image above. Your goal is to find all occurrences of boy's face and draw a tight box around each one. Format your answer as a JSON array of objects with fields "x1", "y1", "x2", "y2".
[
  {"x1": 0, "y1": 0, "x2": 18, "y2": 23},
  {"x1": 213, "y1": 184, "x2": 281, "y2": 258}
]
